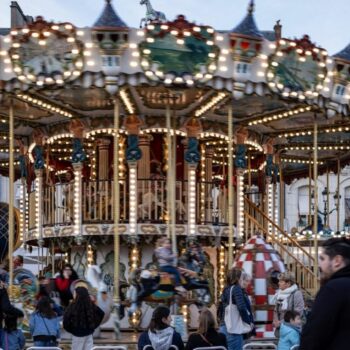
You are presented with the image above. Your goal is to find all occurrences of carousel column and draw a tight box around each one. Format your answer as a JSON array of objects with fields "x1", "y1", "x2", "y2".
[
  {"x1": 313, "y1": 121, "x2": 319, "y2": 294},
  {"x1": 184, "y1": 118, "x2": 202, "y2": 237},
  {"x1": 205, "y1": 146, "x2": 214, "y2": 223},
  {"x1": 97, "y1": 139, "x2": 111, "y2": 180},
  {"x1": 264, "y1": 139, "x2": 275, "y2": 239},
  {"x1": 8, "y1": 101, "x2": 14, "y2": 289},
  {"x1": 138, "y1": 134, "x2": 152, "y2": 179},
  {"x1": 69, "y1": 119, "x2": 87, "y2": 246},
  {"x1": 235, "y1": 127, "x2": 248, "y2": 241},
  {"x1": 124, "y1": 114, "x2": 143, "y2": 329},
  {"x1": 35, "y1": 169, "x2": 44, "y2": 246}
]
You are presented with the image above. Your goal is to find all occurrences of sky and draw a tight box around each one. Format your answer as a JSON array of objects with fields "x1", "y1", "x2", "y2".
[{"x1": 0, "y1": 0, "x2": 349, "y2": 55}]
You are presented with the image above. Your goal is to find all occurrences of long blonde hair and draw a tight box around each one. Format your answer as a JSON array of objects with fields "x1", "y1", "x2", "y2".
[{"x1": 198, "y1": 308, "x2": 216, "y2": 334}]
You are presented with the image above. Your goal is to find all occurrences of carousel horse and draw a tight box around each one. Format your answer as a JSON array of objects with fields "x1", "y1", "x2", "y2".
[
  {"x1": 127, "y1": 266, "x2": 210, "y2": 315},
  {"x1": 140, "y1": 0, "x2": 167, "y2": 28}
]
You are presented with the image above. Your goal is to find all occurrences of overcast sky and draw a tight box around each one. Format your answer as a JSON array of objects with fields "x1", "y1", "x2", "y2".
[{"x1": 1, "y1": 0, "x2": 349, "y2": 55}]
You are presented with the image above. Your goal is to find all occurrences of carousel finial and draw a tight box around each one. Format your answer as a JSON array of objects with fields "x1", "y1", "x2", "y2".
[
  {"x1": 248, "y1": 0, "x2": 255, "y2": 14},
  {"x1": 106, "y1": 0, "x2": 112, "y2": 3}
]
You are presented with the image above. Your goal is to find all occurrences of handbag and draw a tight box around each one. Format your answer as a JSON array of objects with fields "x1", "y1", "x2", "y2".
[{"x1": 224, "y1": 286, "x2": 252, "y2": 334}]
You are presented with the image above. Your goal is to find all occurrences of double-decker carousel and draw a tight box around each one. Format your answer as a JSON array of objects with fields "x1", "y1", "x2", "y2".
[{"x1": 1, "y1": 0, "x2": 350, "y2": 338}]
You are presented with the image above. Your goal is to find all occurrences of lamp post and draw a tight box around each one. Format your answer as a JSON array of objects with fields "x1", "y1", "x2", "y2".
[{"x1": 311, "y1": 187, "x2": 341, "y2": 228}]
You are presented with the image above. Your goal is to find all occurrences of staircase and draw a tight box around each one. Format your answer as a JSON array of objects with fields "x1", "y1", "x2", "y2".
[{"x1": 244, "y1": 196, "x2": 318, "y2": 295}]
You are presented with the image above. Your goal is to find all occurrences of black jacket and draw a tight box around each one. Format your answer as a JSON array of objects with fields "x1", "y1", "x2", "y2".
[
  {"x1": 63, "y1": 304, "x2": 104, "y2": 337},
  {"x1": 0, "y1": 287, "x2": 24, "y2": 329},
  {"x1": 300, "y1": 264, "x2": 350, "y2": 350},
  {"x1": 185, "y1": 328, "x2": 227, "y2": 350}
]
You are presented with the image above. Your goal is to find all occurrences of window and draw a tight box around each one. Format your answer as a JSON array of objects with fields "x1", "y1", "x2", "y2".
[
  {"x1": 102, "y1": 55, "x2": 120, "y2": 67},
  {"x1": 236, "y1": 63, "x2": 248, "y2": 74},
  {"x1": 335, "y1": 85, "x2": 345, "y2": 96}
]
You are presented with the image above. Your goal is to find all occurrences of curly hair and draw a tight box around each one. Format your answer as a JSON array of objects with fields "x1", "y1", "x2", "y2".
[{"x1": 64, "y1": 287, "x2": 96, "y2": 329}]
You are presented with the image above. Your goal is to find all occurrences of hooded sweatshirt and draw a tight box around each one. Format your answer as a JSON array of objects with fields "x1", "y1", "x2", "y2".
[
  {"x1": 277, "y1": 322, "x2": 300, "y2": 350},
  {"x1": 138, "y1": 327, "x2": 184, "y2": 350}
]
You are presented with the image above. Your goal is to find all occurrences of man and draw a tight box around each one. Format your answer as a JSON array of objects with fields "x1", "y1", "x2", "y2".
[{"x1": 300, "y1": 237, "x2": 350, "y2": 350}]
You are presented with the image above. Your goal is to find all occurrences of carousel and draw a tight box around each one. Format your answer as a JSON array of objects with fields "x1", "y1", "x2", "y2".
[{"x1": 1, "y1": 0, "x2": 350, "y2": 339}]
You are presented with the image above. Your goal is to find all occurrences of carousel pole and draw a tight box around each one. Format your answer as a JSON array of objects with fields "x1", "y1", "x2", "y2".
[
  {"x1": 337, "y1": 158, "x2": 340, "y2": 232},
  {"x1": 113, "y1": 97, "x2": 121, "y2": 338},
  {"x1": 166, "y1": 104, "x2": 172, "y2": 239},
  {"x1": 227, "y1": 103, "x2": 234, "y2": 268},
  {"x1": 326, "y1": 166, "x2": 329, "y2": 227},
  {"x1": 8, "y1": 99, "x2": 14, "y2": 291},
  {"x1": 279, "y1": 163, "x2": 284, "y2": 229},
  {"x1": 308, "y1": 156, "x2": 312, "y2": 226},
  {"x1": 313, "y1": 119, "x2": 318, "y2": 294}
]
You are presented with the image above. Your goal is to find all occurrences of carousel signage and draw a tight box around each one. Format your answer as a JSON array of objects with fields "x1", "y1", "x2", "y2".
[
  {"x1": 138, "y1": 15, "x2": 220, "y2": 85},
  {"x1": 9, "y1": 16, "x2": 84, "y2": 86},
  {"x1": 267, "y1": 35, "x2": 328, "y2": 100}
]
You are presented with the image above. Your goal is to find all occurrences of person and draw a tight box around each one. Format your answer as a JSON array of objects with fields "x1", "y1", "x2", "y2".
[
  {"x1": 217, "y1": 268, "x2": 254, "y2": 350},
  {"x1": 55, "y1": 263, "x2": 79, "y2": 307},
  {"x1": 138, "y1": 306, "x2": 184, "y2": 350},
  {"x1": 155, "y1": 237, "x2": 186, "y2": 293},
  {"x1": 300, "y1": 237, "x2": 350, "y2": 350},
  {"x1": 273, "y1": 272, "x2": 304, "y2": 337},
  {"x1": 185, "y1": 308, "x2": 227, "y2": 350},
  {"x1": 0, "y1": 313, "x2": 25, "y2": 350},
  {"x1": 0, "y1": 281, "x2": 24, "y2": 331},
  {"x1": 63, "y1": 286, "x2": 104, "y2": 350},
  {"x1": 30, "y1": 296, "x2": 60, "y2": 347},
  {"x1": 277, "y1": 310, "x2": 301, "y2": 350}
]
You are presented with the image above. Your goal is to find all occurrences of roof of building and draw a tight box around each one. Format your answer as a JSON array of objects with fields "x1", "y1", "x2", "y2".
[
  {"x1": 231, "y1": 0, "x2": 263, "y2": 39},
  {"x1": 333, "y1": 43, "x2": 350, "y2": 62},
  {"x1": 93, "y1": 0, "x2": 127, "y2": 28},
  {"x1": 261, "y1": 30, "x2": 275, "y2": 42},
  {"x1": 0, "y1": 28, "x2": 10, "y2": 35}
]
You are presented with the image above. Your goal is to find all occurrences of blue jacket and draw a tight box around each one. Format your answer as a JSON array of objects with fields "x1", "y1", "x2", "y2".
[
  {"x1": 0, "y1": 329, "x2": 25, "y2": 350},
  {"x1": 277, "y1": 323, "x2": 300, "y2": 350},
  {"x1": 29, "y1": 312, "x2": 60, "y2": 339},
  {"x1": 218, "y1": 284, "x2": 253, "y2": 325}
]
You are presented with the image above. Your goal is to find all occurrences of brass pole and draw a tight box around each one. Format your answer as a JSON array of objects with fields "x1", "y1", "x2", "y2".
[
  {"x1": 166, "y1": 104, "x2": 172, "y2": 240},
  {"x1": 308, "y1": 156, "x2": 312, "y2": 226},
  {"x1": 9, "y1": 100, "x2": 14, "y2": 290},
  {"x1": 326, "y1": 166, "x2": 329, "y2": 227},
  {"x1": 171, "y1": 108, "x2": 176, "y2": 254},
  {"x1": 337, "y1": 158, "x2": 340, "y2": 232},
  {"x1": 279, "y1": 164, "x2": 284, "y2": 229},
  {"x1": 248, "y1": 154, "x2": 251, "y2": 191},
  {"x1": 113, "y1": 98, "x2": 120, "y2": 305},
  {"x1": 313, "y1": 120, "x2": 318, "y2": 294},
  {"x1": 228, "y1": 103, "x2": 234, "y2": 268}
]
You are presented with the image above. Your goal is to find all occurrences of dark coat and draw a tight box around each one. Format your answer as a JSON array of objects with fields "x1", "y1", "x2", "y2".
[
  {"x1": 185, "y1": 328, "x2": 227, "y2": 350},
  {"x1": 0, "y1": 287, "x2": 24, "y2": 329},
  {"x1": 63, "y1": 304, "x2": 104, "y2": 337},
  {"x1": 138, "y1": 329, "x2": 184, "y2": 350},
  {"x1": 300, "y1": 264, "x2": 350, "y2": 350}
]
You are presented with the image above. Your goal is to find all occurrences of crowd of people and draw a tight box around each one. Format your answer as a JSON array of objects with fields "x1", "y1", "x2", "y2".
[{"x1": 0, "y1": 237, "x2": 350, "y2": 350}]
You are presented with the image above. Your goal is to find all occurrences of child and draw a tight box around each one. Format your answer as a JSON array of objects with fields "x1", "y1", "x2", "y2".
[
  {"x1": 0, "y1": 313, "x2": 25, "y2": 350},
  {"x1": 277, "y1": 310, "x2": 301, "y2": 350},
  {"x1": 155, "y1": 237, "x2": 186, "y2": 292}
]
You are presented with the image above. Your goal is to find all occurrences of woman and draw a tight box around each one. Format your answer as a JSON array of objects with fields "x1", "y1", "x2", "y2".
[
  {"x1": 138, "y1": 306, "x2": 184, "y2": 350},
  {"x1": 218, "y1": 268, "x2": 254, "y2": 350},
  {"x1": 273, "y1": 272, "x2": 304, "y2": 337},
  {"x1": 186, "y1": 308, "x2": 226, "y2": 350},
  {"x1": 63, "y1": 286, "x2": 104, "y2": 350},
  {"x1": 55, "y1": 263, "x2": 78, "y2": 307},
  {"x1": 30, "y1": 296, "x2": 60, "y2": 347}
]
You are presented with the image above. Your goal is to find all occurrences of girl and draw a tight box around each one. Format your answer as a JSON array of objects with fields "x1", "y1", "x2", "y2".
[
  {"x1": 55, "y1": 263, "x2": 79, "y2": 307},
  {"x1": 30, "y1": 296, "x2": 60, "y2": 347},
  {"x1": 63, "y1": 286, "x2": 104, "y2": 350},
  {"x1": 138, "y1": 306, "x2": 184, "y2": 350},
  {"x1": 0, "y1": 313, "x2": 25, "y2": 350},
  {"x1": 186, "y1": 308, "x2": 226, "y2": 350}
]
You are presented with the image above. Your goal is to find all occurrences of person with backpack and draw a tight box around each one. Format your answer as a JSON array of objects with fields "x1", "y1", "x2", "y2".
[
  {"x1": 185, "y1": 308, "x2": 226, "y2": 350},
  {"x1": 0, "y1": 313, "x2": 25, "y2": 350},
  {"x1": 29, "y1": 296, "x2": 60, "y2": 347},
  {"x1": 273, "y1": 272, "x2": 304, "y2": 337},
  {"x1": 217, "y1": 268, "x2": 254, "y2": 350},
  {"x1": 63, "y1": 286, "x2": 104, "y2": 350}
]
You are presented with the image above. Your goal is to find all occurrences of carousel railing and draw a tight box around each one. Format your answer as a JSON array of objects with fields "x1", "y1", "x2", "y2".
[
  {"x1": 29, "y1": 179, "x2": 230, "y2": 229},
  {"x1": 244, "y1": 197, "x2": 317, "y2": 294}
]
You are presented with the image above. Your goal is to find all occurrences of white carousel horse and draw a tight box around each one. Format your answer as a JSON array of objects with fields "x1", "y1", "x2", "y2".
[{"x1": 140, "y1": 0, "x2": 167, "y2": 28}]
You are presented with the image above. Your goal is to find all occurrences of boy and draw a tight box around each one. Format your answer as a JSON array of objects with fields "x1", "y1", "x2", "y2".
[{"x1": 277, "y1": 310, "x2": 301, "y2": 350}]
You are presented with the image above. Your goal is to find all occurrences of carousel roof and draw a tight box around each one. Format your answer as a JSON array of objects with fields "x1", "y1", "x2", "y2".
[
  {"x1": 93, "y1": 0, "x2": 127, "y2": 28},
  {"x1": 231, "y1": 0, "x2": 263, "y2": 39}
]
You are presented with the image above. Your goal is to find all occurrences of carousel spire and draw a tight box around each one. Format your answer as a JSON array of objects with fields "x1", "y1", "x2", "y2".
[
  {"x1": 333, "y1": 43, "x2": 350, "y2": 62},
  {"x1": 231, "y1": 0, "x2": 263, "y2": 38},
  {"x1": 93, "y1": 0, "x2": 127, "y2": 28}
]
